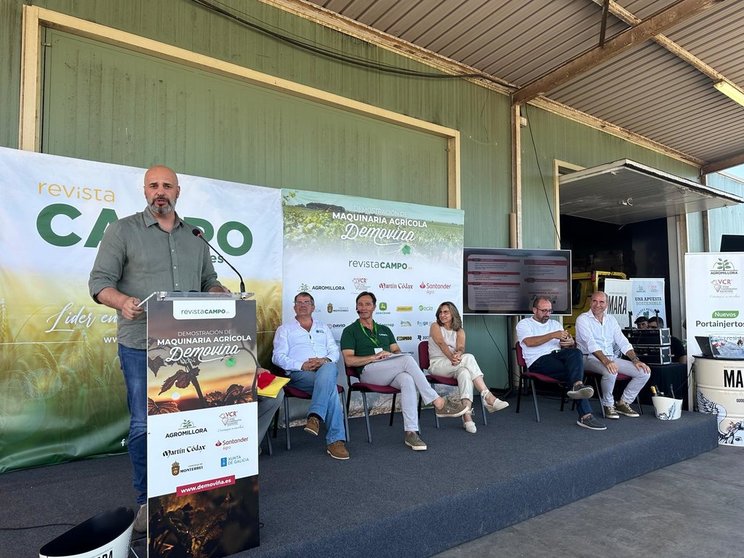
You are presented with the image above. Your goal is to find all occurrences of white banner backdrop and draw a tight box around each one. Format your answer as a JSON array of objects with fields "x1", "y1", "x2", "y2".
[
  {"x1": 685, "y1": 252, "x2": 744, "y2": 446},
  {"x1": 0, "y1": 146, "x2": 282, "y2": 471},
  {"x1": 281, "y1": 189, "x2": 464, "y2": 416},
  {"x1": 281, "y1": 189, "x2": 464, "y2": 349}
]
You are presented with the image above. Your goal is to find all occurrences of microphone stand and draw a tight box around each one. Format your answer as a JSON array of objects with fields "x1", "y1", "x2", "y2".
[{"x1": 192, "y1": 228, "x2": 246, "y2": 293}]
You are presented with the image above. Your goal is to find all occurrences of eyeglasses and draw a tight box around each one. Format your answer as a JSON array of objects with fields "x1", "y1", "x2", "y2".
[
  {"x1": 294, "y1": 300, "x2": 314, "y2": 306},
  {"x1": 536, "y1": 308, "x2": 552, "y2": 313}
]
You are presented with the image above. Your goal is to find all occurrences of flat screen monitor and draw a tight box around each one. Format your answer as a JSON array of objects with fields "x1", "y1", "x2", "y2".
[
  {"x1": 720, "y1": 234, "x2": 744, "y2": 252},
  {"x1": 463, "y1": 248, "x2": 572, "y2": 315}
]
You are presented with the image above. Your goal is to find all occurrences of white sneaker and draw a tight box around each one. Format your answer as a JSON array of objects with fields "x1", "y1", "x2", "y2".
[{"x1": 463, "y1": 420, "x2": 477, "y2": 434}]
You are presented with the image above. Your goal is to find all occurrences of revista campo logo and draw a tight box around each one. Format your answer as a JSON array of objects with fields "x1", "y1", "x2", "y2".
[{"x1": 712, "y1": 310, "x2": 739, "y2": 318}]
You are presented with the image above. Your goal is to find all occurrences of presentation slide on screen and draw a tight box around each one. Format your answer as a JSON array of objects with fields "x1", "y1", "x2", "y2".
[{"x1": 463, "y1": 248, "x2": 571, "y2": 314}]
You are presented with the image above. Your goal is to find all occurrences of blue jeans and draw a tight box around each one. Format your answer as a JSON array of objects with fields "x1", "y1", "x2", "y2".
[
  {"x1": 529, "y1": 348, "x2": 593, "y2": 418},
  {"x1": 118, "y1": 344, "x2": 147, "y2": 505},
  {"x1": 288, "y1": 362, "x2": 345, "y2": 444}
]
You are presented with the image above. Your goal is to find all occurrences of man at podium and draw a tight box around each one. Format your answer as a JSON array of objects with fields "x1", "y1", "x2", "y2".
[{"x1": 88, "y1": 165, "x2": 229, "y2": 532}]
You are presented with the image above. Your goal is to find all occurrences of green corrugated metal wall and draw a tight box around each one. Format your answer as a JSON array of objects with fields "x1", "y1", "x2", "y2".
[
  {"x1": 3, "y1": 0, "x2": 733, "y2": 388},
  {"x1": 40, "y1": 29, "x2": 450, "y2": 204}
]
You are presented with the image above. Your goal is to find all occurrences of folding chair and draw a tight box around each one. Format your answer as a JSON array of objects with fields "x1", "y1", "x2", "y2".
[
  {"x1": 271, "y1": 366, "x2": 349, "y2": 450},
  {"x1": 345, "y1": 365, "x2": 400, "y2": 443},
  {"x1": 515, "y1": 342, "x2": 569, "y2": 423}
]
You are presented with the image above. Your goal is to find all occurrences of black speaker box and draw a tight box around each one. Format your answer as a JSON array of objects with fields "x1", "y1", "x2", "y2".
[{"x1": 622, "y1": 328, "x2": 670, "y2": 346}]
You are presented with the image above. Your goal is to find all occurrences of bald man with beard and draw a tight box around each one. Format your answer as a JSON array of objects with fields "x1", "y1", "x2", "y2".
[{"x1": 89, "y1": 165, "x2": 231, "y2": 531}]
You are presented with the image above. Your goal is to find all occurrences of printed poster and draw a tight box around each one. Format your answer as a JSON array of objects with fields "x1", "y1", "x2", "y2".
[
  {"x1": 604, "y1": 277, "x2": 666, "y2": 328},
  {"x1": 631, "y1": 278, "x2": 666, "y2": 325},
  {"x1": 281, "y1": 189, "x2": 464, "y2": 416},
  {"x1": 146, "y1": 296, "x2": 259, "y2": 556}
]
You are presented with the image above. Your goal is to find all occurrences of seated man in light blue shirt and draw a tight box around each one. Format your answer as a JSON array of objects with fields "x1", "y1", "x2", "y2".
[{"x1": 272, "y1": 292, "x2": 348, "y2": 460}]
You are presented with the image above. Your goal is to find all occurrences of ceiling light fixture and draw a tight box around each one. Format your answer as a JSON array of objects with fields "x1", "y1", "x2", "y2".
[{"x1": 713, "y1": 80, "x2": 744, "y2": 108}]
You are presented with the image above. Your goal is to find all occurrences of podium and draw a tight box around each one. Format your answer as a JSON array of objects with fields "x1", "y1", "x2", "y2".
[{"x1": 144, "y1": 292, "x2": 260, "y2": 556}]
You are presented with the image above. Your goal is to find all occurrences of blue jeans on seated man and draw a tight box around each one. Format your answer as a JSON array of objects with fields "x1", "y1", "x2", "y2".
[
  {"x1": 118, "y1": 344, "x2": 147, "y2": 506},
  {"x1": 528, "y1": 348, "x2": 592, "y2": 417},
  {"x1": 288, "y1": 362, "x2": 345, "y2": 444}
]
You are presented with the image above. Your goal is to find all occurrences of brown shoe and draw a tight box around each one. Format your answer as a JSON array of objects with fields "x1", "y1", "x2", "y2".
[
  {"x1": 326, "y1": 440, "x2": 350, "y2": 460},
  {"x1": 304, "y1": 416, "x2": 320, "y2": 436}
]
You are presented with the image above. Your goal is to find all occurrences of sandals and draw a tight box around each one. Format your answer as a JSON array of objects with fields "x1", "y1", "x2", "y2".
[{"x1": 481, "y1": 389, "x2": 509, "y2": 413}]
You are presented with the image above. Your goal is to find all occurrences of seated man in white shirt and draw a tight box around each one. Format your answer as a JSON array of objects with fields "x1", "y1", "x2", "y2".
[
  {"x1": 575, "y1": 291, "x2": 651, "y2": 419},
  {"x1": 272, "y1": 292, "x2": 349, "y2": 460},
  {"x1": 516, "y1": 296, "x2": 605, "y2": 431}
]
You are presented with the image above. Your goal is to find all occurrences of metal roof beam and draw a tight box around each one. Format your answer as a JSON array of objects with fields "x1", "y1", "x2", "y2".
[
  {"x1": 512, "y1": 0, "x2": 726, "y2": 105},
  {"x1": 702, "y1": 152, "x2": 744, "y2": 175},
  {"x1": 598, "y1": 0, "x2": 730, "y2": 83}
]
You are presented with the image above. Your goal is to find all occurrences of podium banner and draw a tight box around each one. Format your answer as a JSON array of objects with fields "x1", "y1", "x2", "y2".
[{"x1": 146, "y1": 296, "x2": 259, "y2": 556}]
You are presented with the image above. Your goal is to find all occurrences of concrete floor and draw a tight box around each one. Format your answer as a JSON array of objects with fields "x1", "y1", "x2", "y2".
[{"x1": 434, "y1": 446, "x2": 743, "y2": 558}]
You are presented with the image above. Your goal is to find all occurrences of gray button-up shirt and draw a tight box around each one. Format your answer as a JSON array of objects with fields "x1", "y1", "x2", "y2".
[{"x1": 88, "y1": 208, "x2": 223, "y2": 349}]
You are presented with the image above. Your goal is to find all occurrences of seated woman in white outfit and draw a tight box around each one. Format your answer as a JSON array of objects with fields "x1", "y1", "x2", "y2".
[{"x1": 428, "y1": 301, "x2": 509, "y2": 434}]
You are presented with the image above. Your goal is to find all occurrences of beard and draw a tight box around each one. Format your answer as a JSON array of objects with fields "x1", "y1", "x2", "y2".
[{"x1": 148, "y1": 197, "x2": 176, "y2": 216}]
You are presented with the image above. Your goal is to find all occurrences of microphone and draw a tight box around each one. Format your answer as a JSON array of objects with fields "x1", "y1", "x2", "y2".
[{"x1": 192, "y1": 228, "x2": 245, "y2": 293}]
